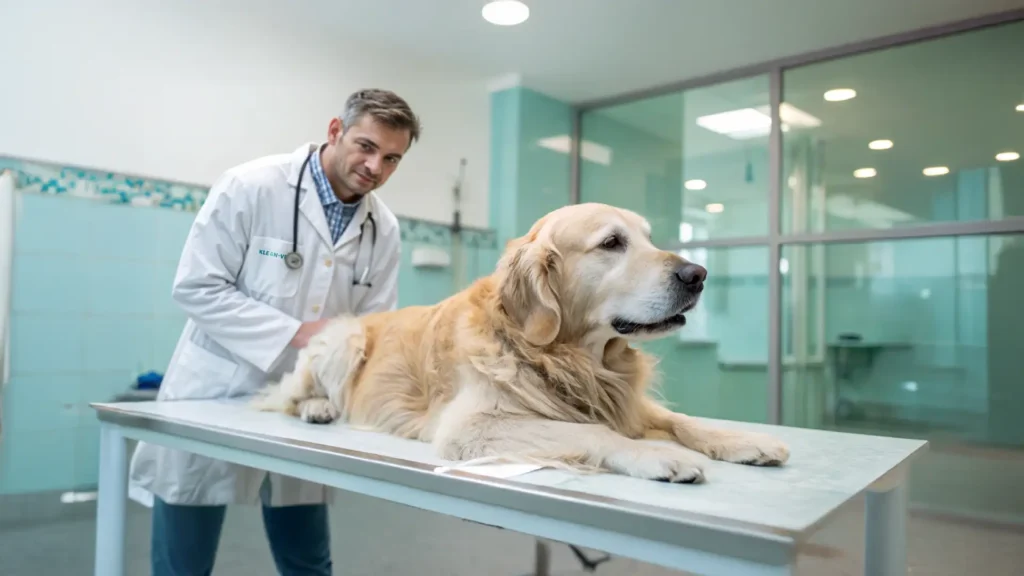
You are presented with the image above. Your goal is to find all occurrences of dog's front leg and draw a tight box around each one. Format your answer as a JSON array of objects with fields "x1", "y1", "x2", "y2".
[
  {"x1": 644, "y1": 400, "x2": 790, "y2": 467},
  {"x1": 431, "y1": 387, "x2": 706, "y2": 483}
]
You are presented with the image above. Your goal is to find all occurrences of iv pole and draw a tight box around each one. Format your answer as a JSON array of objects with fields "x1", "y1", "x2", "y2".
[{"x1": 451, "y1": 158, "x2": 468, "y2": 292}]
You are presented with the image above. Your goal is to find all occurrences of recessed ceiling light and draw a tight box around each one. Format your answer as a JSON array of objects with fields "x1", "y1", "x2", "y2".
[
  {"x1": 1016, "y1": 103, "x2": 1024, "y2": 112},
  {"x1": 996, "y1": 151, "x2": 1020, "y2": 162},
  {"x1": 853, "y1": 168, "x2": 877, "y2": 178},
  {"x1": 869, "y1": 139, "x2": 893, "y2": 150},
  {"x1": 923, "y1": 166, "x2": 950, "y2": 176},
  {"x1": 705, "y1": 203, "x2": 724, "y2": 214},
  {"x1": 482, "y1": 1, "x2": 529, "y2": 26},
  {"x1": 824, "y1": 88, "x2": 857, "y2": 102},
  {"x1": 684, "y1": 179, "x2": 707, "y2": 190}
]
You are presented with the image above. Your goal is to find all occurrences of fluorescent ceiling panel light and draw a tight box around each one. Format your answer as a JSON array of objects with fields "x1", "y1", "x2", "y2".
[
  {"x1": 537, "y1": 135, "x2": 612, "y2": 165},
  {"x1": 705, "y1": 203, "x2": 724, "y2": 214},
  {"x1": 678, "y1": 222, "x2": 693, "y2": 243},
  {"x1": 853, "y1": 168, "x2": 877, "y2": 178},
  {"x1": 995, "y1": 151, "x2": 1020, "y2": 162},
  {"x1": 696, "y1": 108, "x2": 770, "y2": 139},
  {"x1": 695, "y1": 103, "x2": 821, "y2": 140},
  {"x1": 826, "y1": 195, "x2": 916, "y2": 228},
  {"x1": 922, "y1": 166, "x2": 950, "y2": 176},
  {"x1": 684, "y1": 179, "x2": 707, "y2": 190},
  {"x1": 482, "y1": 1, "x2": 529, "y2": 25},
  {"x1": 824, "y1": 88, "x2": 857, "y2": 102},
  {"x1": 869, "y1": 139, "x2": 893, "y2": 150},
  {"x1": 777, "y1": 103, "x2": 822, "y2": 128}
]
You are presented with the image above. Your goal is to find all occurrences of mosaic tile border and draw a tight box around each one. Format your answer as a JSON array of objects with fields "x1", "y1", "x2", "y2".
[{"x1": 0, "y1": 156, "x2": 497, "y2": 249}]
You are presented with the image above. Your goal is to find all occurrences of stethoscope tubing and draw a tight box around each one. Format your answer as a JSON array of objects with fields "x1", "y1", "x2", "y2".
[{"x1": 287, "y1": 146, "x2": 376, "y2": 286}]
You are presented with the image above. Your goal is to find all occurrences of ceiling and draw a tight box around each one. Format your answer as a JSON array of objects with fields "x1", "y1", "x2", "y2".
[{"x1": 297, "y1": 0, "x2": 1024, "y2": 104}]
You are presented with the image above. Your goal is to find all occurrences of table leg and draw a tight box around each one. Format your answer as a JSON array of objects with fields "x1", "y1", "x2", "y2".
[
  {"x1": 864, "y1": 480, "x2": 907, "y2": 576},
  {"x1": 533, "y1": 539, "x2": 551, "y2": 576},
  {"x1": 94, "y1": 423, "x2": 128, "y2": 576}
]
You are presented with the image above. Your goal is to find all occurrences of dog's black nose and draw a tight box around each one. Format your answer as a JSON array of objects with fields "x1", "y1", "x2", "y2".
[{"x1": 675, "y1": 263, "x2": 707, "y2": 291}]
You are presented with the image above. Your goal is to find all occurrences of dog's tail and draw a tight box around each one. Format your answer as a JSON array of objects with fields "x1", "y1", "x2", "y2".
[{"x1": 251, "y1": 316, "x2": 367, "y2": 417}]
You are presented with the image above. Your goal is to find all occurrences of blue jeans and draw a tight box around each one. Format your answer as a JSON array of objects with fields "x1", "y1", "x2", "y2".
[{"x1": 151, "y1": 497, "x2": 332, "y2": 575}]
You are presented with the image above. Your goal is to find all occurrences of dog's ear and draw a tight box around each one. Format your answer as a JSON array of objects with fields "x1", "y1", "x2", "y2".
[{"x1": 499, "y1": 238, "x2": 562, "y2": 346}]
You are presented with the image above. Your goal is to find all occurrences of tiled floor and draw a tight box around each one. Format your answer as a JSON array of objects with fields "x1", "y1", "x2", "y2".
[{"x1": 2, "y1": 489, "x2": 1024, "y2": 575}]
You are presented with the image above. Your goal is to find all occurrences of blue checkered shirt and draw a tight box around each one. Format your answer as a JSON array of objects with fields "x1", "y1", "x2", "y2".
[{"x1": 309, "y1": 148, "x2": 360, "y2": 244}]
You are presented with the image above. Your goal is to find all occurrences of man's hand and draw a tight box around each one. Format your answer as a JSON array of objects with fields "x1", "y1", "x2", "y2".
[{"x1": 290, "y1": 318, "x2": 330, "y2": 349}]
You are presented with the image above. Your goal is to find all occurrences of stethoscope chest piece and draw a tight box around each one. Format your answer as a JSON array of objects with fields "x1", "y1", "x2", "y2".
[{"x1": 284, "y1": 252, "x2": 304, "y2": 270}]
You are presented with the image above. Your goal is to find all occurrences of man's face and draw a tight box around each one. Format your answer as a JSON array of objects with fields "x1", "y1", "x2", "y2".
[{"x1": 327, "y1": 114, "x2": 411, "y2": 198}]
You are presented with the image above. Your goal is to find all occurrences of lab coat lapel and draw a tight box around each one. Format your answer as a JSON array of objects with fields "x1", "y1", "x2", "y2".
[{"x1": 286, "y1": 143, "x2": 333, "y2": 250}]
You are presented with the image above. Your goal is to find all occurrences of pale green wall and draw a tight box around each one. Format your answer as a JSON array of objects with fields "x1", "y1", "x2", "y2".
[{"x1": 490, "y1": 86, "x2": 574, "y2": 244}]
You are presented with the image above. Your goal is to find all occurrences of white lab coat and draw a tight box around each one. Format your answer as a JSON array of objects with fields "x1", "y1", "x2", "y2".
[{"x1": 128, "y1": 143, "x2": 402, "y2": 507}]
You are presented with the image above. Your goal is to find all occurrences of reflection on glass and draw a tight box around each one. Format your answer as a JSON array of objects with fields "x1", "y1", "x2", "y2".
[
  {"x1": 579, "y1": 75, "x2": 773, "y2": 242},
  {"x1": 643, "y1": 246, "x2": 769, "y2": 424},
  {"x1": 781, "y1": 20, "x2": 1024, "y2": 234},
  {"x1": 782, "y1": 235, "x2": 1024, "y2": 447}
]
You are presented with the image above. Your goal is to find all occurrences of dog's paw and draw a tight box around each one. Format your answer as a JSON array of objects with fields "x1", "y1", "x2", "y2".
[
  {"x1": 298, "y1": 398, "x2": 340, "y2": 424},
  {"x1": 605, "y1": 443, "x2": 705, "y2": 484},
  {"x1": 701, "y1": 432, "x2": 790, "y2": 466}
]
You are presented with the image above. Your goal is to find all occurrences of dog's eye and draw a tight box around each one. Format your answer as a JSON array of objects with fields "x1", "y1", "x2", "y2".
[{"x1": 600, "y1": 235, "x2": 624, "y2": 250}]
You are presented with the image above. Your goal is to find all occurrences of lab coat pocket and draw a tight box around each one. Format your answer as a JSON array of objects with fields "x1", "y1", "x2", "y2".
[
  {"x1": 341, "y1": 266, "x2": 371, "y2": 311},
  {"x1": 173, "y1": 341, "x2": 239, "y2": 399},
  {"x1": 245, "y1": 236, "x2": 302, "y2": 298}
]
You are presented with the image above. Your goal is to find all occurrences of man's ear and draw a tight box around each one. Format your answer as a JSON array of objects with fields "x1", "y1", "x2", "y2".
[{"x1": 498, "y1": 238, "x2": 562, "y2": 346}]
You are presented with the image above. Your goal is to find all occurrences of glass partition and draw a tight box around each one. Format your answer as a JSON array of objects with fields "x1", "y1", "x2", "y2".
[
  {"x1": 572, "y1": 10, "x2": 1024, "y2": 545},
  {"x1": 579, "y1": 78, "x2": 774, "y2": 424},
  {"x1": 781, "y1": 20, "x2": 1024, "y2": 235},
  {"x1": 644, "y1": 246, "x2": 770, "y2": 424},
  {"x1": 579, "y1": 75, "x2": 772, "y2": 243},
  {"x1": 782, "y1": 234, "x2": 1024, "y2": 447}
]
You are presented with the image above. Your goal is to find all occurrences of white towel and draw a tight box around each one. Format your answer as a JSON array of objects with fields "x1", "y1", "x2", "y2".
[{"x1": 434, "y1": 455, "x2": 544, "y2": 479}]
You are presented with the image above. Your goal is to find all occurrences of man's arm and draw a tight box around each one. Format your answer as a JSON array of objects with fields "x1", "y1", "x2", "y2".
[{"x1": 171, "y1": 173, "x2": 309, "y2": 372}]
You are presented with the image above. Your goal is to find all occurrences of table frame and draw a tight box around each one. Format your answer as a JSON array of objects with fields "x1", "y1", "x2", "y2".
[{"x1": 91, "y1": 405, "x2": 912, "y2": 576}]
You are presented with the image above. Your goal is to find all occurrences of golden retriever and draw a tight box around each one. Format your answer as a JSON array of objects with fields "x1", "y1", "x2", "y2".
[{"x1": 253, "y1": 202, "x2": 789, "y2": 483}]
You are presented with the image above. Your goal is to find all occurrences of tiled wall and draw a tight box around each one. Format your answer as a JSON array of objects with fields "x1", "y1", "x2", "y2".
[{"x1": 0, "y1": 157, "x2": 498, "y2": 494}]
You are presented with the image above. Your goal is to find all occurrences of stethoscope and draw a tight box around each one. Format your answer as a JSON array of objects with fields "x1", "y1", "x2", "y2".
[{"x1": 286, "y1": 147, "x2": 377, "y2": 287}]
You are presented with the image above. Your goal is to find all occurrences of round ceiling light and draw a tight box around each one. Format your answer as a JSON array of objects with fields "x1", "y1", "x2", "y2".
[
  {"x1": 923, "y1": 166, "x2": 950, "y2": 177},
  {"x1": 869, "y1": 139, "x2": 893, "y2": 150},
  {"x1": 824, "y1": 88, "x2": 857, "y2": 102},
  {"x1": 1016, "y1": 103, "x2": 1024, "y2": 112},
  {"x1": 482, "y1": 1, "x2": 530, "y2": 26},
  {"x1": 996, "y1": 151, "x2": 1020, "y2": 162},
  {"x1": 853, "y1": 168, "x2": 877, "y2": 179},
  {"x1": 705, "y1": 203, "x2": 724, "y2": 214},
  {"x1": 684, "y1": 179, "x2": 707, "y2": 190}
]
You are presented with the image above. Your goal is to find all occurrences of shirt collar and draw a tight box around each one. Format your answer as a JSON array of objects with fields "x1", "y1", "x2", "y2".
[{"x1": 309, "y1": 144, "x2": 361, "y2": 209}]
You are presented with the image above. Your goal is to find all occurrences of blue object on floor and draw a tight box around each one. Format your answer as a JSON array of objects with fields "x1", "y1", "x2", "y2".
[{"x1": 136, "y1": 371, "x2": 163, "y2": 390}]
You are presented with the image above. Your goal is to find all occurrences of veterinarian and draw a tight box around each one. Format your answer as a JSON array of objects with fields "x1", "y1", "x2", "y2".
[{"x1": 127, "y1": 89, "x2": 418, "y2": 576}]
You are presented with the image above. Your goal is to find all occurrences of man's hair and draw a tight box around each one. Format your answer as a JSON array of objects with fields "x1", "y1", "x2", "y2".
[{"x1": 341, "y1": 89, "x2": 422, "y2": 144}]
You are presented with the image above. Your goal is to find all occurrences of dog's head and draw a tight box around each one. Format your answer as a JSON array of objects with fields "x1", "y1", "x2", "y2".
[{"x1": 496, "y1": 203, "x2": 707, "y2": 347}]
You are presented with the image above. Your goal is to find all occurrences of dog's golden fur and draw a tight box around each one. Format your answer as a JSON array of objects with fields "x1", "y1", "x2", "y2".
[{"x1": 253, "y1": 203, "x2": 789, "y2": 482}]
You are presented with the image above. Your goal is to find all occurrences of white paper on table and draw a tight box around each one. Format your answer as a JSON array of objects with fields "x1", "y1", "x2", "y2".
[{"x1": 434, "y1": 456, "x2": 545, "y2": 479}]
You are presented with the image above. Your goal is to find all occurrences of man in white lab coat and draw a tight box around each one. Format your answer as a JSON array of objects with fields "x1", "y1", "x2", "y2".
[{"x1": 128, "y1": 89, "x2": 418, "y2": 575}]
